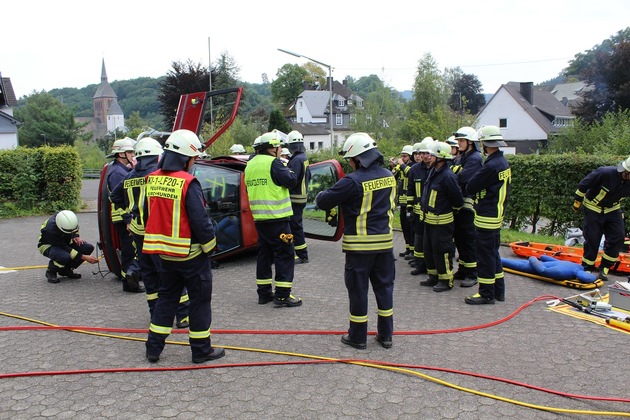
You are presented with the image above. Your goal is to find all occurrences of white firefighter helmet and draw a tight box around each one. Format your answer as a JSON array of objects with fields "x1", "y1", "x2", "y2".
[
  {"x1": 55, "y1": 210, "x2": 79, "y2": 234},
  {"x1": 400, "y1": 145, "x2": 414, "y2": 155},
  {"x1": 341, "y1": 132, "x2": 377, "y2": 158},
  {"x1": 134, "y1": 138, "x2": 163, "y2": 157},
  {"x1": 618, "y1": 156, "x2": 630, "y2": 172},
  {"x1": 281, "y1": 148, "x2": 291, "y2": 157},
  {"x1": 445, "y1": 135, "x2": 458, "y2": 148},
  {"x1": 229, "y1": 144, "x2": 246, "y2": 154},
  {"x1": 412, "y1": 137, "x2": 433, "y2": 153},
  {"x1": 476, "y1": 125, "x2": 507, "y2": 147},
  {"x1": 428, "y1": 142, "x2": 453, "y2": 160},
  {"x1": 255, "y1": 131, "x2": 283, "y2": 150},
  {"x1": 163, "y1": 129, "x2": 204, "y2": 157},
  {"x1": 287, "y1": 130, "x2": 304, "y2": 144},
  {"x1": 453, "y1": 126, "x2": 477, "y2": 141}
]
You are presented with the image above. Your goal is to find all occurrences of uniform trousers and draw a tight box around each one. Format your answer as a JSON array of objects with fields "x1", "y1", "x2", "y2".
[{"x1": 344, "y1": 251, "x2": 395, "y2": 344}]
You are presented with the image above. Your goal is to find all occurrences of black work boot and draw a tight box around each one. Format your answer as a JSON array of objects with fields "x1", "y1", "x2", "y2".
[
  {"x1": 460, "y1": 275, "x2": 478, "y2": 288},
  {"x1": 123, "y1": 272, "x2": 145, "y2": 293},
  {"x1": 453, "y1": 268, "x2": 466, "y2": 280},
  {"x1": 465, "y1": 283, "x2": 495, "y2": 305},
  {"x1": 46, "y1": 269, "x2": 59, "y2": 284},
  {"x1": 433, "y1": 280, "x2": 453, "y2": 292},
  {"x1": 410, "y1": 261, "x2": 427, "y2": 275},
  {"x1": 420, "y1": 275, "x2": 438, "y2": 287}
]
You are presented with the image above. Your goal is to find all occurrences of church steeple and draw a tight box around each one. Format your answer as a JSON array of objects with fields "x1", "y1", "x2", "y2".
[{"x1": 101, "y1": 58, "x2": 108, "y2": 83}]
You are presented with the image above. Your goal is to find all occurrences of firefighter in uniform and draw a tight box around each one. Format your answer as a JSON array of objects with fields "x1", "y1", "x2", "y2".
[
  {"x1": 105, "y1": 137, "x2": 143, "y2": 292},
  {"x1": 450, "y1": 127, "x2": 483, "y2": 288},
  {"x1": 38, "y1": 210, "x2": 98, "y2": 283},
  {"x1": 109, "y1": 138, "x2": 190, "y2": 327},
  {"x1": 390, "y1": 145, "x2": 414, "y2": 258},
  {"x1": 419, "y1": 142, "x2": 464, "y2": 292},
  {"x1": 465, "y1": 126, "x2": 511, "y2": 305},
  {"x1": 573, "y1": 155, "x2": 630, "y2": 281},
  {"x1": 316, "y1": 133, "x2": 396, "y2": 350},
  {"x1": 407, "y1": 137, "x2": 434, "y2": 275},
  {"x1": 143, "y1": 129, "x2": 224, "y2": 363},
  {"x1": 286, "y1": 130, "x2": 311, "y2": 264},
  {"x1": 244, "y1": 131, "x2": 301, "y2": 307}
]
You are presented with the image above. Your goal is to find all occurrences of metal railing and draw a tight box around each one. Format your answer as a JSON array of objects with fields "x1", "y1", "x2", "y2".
[{"x1": 82, "y1": 169, "x2": 102, "y2": 179}]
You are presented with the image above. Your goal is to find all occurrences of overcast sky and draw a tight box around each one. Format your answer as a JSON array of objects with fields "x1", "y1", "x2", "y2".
[{"x1": 3, "y1": 0, "x2": 629, "y2": 98}]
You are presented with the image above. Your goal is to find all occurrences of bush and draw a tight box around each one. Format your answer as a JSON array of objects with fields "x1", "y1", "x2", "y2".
[{"x1": 0, "y1": 146, "x2": 82, "y2": 218}]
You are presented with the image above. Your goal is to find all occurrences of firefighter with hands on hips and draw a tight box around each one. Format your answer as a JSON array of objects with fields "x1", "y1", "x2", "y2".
[
  {"x1": 109, "y1": 137, "x2": 190, "y2": 328},
  {"x1": 407, "y1": 137, "x2": 434, "y2": 275},
  {"x1": 450, "y1": 127, "x2": 483, "y2": 288},
  {"x1": 418, "y1": 142, "x2": 464, "y2": 292},
  {"x1": 573, "y1": 155, "x2": 630, "y2": 281},
  {"x1": 390, "y1": 145, "x2": 414, "y2": 259},
  {"x1": 464, "y1": 126, "x2": 512, "y2": 305},
  {"x1": 105, "y1": 137, "x2": 143, "y2": 292},
  {"x1": 244, "y1": 131, "x2": 302, "y2": 307},
  {"x1": 38, "y1": 210, "x2": 98, "y2": 283},
  {"x1": 286, "y1": 130, "x2": 311, "y2": 264},
  {"x1": 143, "y1": 129, "x2": 225, "y2": 364},
  {"x1": 316, "y1": 133, "x2": 396, "y2": 350}
]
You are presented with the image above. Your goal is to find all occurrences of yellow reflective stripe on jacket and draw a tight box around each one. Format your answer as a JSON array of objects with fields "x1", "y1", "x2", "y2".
[
  {"x1": 583, "y1": 198, "x2": 621, "y2": 214},
  {"x1": 474, "y1": 214, "x2": 503, "y2": 230},
  {"x1": 342, "y1": 232, "x2": 394, "y2": 252},
  {"x1": 462, "y1": 197, "x2": 475, "y2": 210},
  {"x1": 159, "y1": 240, "x2": 217, "y2": 262},
  {"x1": 423, "y1": 211, "x2": 454, "y2": 225},
  {"x1": 144, "y1": 233, "x2": 192, "y2": 255},
  {"x1": 249, "y1": 196, "x2": 293, "y2": 218},
  {"x1": 110, "y1": 203, "x2": 124, "y2": 222},
  {"x1": 290, "y1": 160, "x2": 309, "y2": 204}
]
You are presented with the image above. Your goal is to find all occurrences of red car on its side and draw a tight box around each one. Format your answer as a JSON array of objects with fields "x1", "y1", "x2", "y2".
[{"x1": 97, "y1": 87, "x2": 344, "y2": 277}]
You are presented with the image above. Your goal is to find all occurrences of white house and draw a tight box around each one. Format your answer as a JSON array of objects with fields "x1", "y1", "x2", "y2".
[
  {"x1": 291, "y1": 78, "x2": 363, "y2": 153},
  {"x1": 0, "y1": 75, "x2": 19, "y2": 150},
  {"x1": 475, "y1": 82, "x2": 574, "y2": 154}
]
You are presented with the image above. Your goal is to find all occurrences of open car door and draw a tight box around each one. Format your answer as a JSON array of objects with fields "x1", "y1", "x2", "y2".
[
  {"x1": 303, "y1": 159, "x2": 345, "y2": 242},
  {"x1": 97, "y1": 87, "x2": 242, "y2": 277}
]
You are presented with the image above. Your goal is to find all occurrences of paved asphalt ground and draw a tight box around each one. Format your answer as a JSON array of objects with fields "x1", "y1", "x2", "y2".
[{"x1": 0, "y1": 179, "x2": 629, "y2": 419}]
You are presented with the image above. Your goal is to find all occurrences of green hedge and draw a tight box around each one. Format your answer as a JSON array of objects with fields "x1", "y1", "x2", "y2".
[
  {"x1": 0, "y1": 146, "x2": 82, "y2": 218},
  {"x1": 506, "y1": 153, "x2": 629, "y2": 236}
]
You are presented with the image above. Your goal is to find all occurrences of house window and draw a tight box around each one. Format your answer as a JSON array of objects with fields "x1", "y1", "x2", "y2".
[
  {"x1": 499, "y1": 118, "x2": 507, "y2": 128},
  {"x1": 338, "y1": 99, "x2": 345, "y2": 107},
  {"x1": 298, "y1": 100, "x2": 302, "y2": 108},
  {"x1": 336, "y1": 114, "x2": 343, "y2": 125},
  {"x1": 309, "y1": 142, "x2": 315, "y2": 150},
  {"x1": 350, "y1": 114, "x2": 356, "y2": 124},
  {"x1": 318, "y1": 142, "x2": 324, "y2": 149}
]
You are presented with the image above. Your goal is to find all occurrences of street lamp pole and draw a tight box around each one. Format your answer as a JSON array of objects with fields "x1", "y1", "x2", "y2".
[{"x1": 278, "y1": 48, "x2": 334, "y2": 156}]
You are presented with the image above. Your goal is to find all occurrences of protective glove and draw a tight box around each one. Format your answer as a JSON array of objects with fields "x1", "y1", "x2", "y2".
[
  {"x1": 572, "y1": 200, "x2": 582, "y2": 213},
  {"x1": 326, "y1": 207, "x2": 338, "y2": 227}
]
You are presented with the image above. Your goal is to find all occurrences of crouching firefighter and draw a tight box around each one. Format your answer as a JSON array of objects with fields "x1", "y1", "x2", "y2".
[{"x1": 38, "y1": 210, "x2": 99, "y2": 283}]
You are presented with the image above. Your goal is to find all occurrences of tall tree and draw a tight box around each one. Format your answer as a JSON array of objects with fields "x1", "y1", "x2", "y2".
[
  {"x1": 410, "y1": 53, "x2": 446, "y2": 114},
  {"x1": 213, "y1": 50, "x2": 240, "y2": 90},
  {"x1": 270, "y1": 64, "x2": 308, "y2": 109},
  {"x1": 158, "y1": 60, "x2": 211, "y2": 129},
  {"x1": 448, "y1": 73, "x2": 486, "y2": 115},
  {"x1": 267, "y1": 109, "x2": 292, "y2": 133},
  {"x1": 15, "y1": 91, "x2": 88, "y2": 147},
  {"x1": 572, "y1": 39, "x2": 630, "y2": 123}
]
